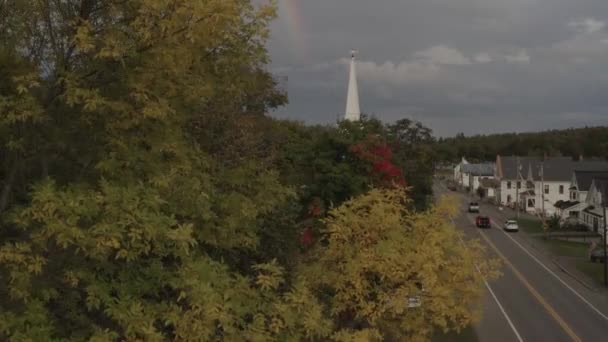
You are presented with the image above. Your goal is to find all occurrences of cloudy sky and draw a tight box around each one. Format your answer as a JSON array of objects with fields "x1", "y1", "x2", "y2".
[{"x1": 266, "y1": 0, "x2": 608, "y2": 137}]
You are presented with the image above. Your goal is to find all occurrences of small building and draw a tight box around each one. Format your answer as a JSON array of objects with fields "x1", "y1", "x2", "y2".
[
  {"x1": 479, "y1": 177, "x2": 500, "y2": 199},
  {"x1": 461, "y1": 163, "x2": 495, "y2": 194}
]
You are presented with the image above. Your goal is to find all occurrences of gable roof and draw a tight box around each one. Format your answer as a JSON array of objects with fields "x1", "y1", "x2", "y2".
[
  {"x1": 591, "y1": 179, "x2": 608, "y2": 202},
  {"x1": 497, "y1": 156, "x2": 571, "y2": 180},
  {"x1": 462, "y1": 163, "x2": 495, "y2": 176},
  {"x1": 573, "y1": 171, "x2": 608, "y2": 192},
  {"x1": 497, "y1": 156, "x2": 608, "y2": 182}
]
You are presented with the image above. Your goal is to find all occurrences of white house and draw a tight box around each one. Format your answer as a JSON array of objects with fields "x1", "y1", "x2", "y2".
[
  {"x1": 494, "y1": 156, "x2": 563, "y2": 211},
  {"x1": 479, "y1": 177, "x2": 499, "y2": 199},
  {"x1": 495, "y1": 156, "x2": 608, "y2": 215},
  {"x1": 557, "y1": 171, "x2": 608, "y2": 221},
  {"x1": 461, "y1": 163, "x2": 495, "y2": 194},
  {"x1": 581, "y1": 179, "x2": 608, "y2": 240},
  {"x1": 453, "y1": 157, "x2": 469, "y2": 186}
]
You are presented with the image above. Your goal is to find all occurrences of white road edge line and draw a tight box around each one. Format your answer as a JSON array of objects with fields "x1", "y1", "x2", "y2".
[
  {"x1": 454, "y1": 221, "x2": 525, "y2": 342},
  {"x1": 438, "y1": 183, "x2": 524, "y2": 340},
  {"x1": 494, "y1": 221, "x2": 608, "y2": 321},
  {"x1": 483, "y1": 276, "x2": 525, "y2": 342}
]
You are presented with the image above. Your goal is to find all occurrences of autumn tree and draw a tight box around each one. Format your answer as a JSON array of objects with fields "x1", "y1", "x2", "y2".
[
  {"x1": 300, "y1": 189, "x2": 499, "y2": 341},
  {"x1": 0, "y1": 1, "x2": 500, "y2": 341},
  {"x1": 0, "y1": 1, "x2": 305, "y2": 340}
]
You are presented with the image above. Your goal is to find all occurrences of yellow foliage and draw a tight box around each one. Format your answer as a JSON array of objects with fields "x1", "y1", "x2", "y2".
[{"x1": 301, "y1": 188, "x2": 500, "y2": 340}]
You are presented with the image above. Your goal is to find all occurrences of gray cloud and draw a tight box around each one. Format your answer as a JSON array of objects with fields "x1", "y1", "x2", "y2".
[{"x1": 268, "y1": 0, "x2": 608, "y2": 136}]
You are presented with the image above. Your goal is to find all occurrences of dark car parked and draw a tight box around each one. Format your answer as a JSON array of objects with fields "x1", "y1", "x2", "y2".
[{"x1": 590, "y1": 248, "x2": 608, "y2": 263}]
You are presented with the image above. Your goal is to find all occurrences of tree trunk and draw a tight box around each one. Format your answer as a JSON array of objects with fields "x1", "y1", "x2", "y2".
[
  {"x1": 0, "y1": 160, "x2": 20, "y2": 214},
  {"x1": 41, "y1": 155, "x2": 49, "y2": 179}
]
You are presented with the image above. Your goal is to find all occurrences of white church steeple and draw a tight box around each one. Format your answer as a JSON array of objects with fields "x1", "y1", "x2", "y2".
[{"x1": 345, "y1": 50, "x2": 361, "y2": 121}]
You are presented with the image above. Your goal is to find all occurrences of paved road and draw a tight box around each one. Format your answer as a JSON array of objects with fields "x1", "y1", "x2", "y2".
[{"x1": 434, "y1": 182, "x2": 608, "y2": 342}]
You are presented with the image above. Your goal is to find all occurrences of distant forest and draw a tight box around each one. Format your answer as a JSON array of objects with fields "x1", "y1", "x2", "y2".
[{"x1": 433, "y1": 126, "x2": 608, "y2": 163}]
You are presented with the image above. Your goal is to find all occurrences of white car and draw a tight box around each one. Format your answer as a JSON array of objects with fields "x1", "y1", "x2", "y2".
[{"x1": 504, "y1": 220, "x2": 519, "y2": 232}]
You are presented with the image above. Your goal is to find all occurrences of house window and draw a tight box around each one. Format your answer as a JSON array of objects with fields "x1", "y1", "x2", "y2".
[
  {"x1": 570, "y1": 191, "x2": 576, "y2": 200},
  {"x1": 544, "y1": 185, "x2": 550, "y2": 194},
  {"x1": 517, "y1": 181, "x2": 521, "y2": 189},
  {"x1": 559, "y1": 185, "x2": 564, "y2": 194},
  {"x1": 527, "y1": 198, "x2": 535, "y2": 208},
  {"x1": 507, "y1": 195, "x2": 512, "y2": 204},
  {"x1": 507, "y1": 181, "x2": 512, "y2": 189}
]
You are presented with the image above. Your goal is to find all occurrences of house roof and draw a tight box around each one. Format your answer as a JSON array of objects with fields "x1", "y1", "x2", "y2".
[
  {"x1": 497, "y1": 156, "x2": 608, "y2": 182},
  {"x1": 497, "y1": 156, "x2": 571, "y2": 180},
  {"x1": 592, "y1": 179, "x2": 608, "y2": 201},
  {"x1": 554, "y1": 200, "x2": 580, "y2": 210},
  {"x1": 462, "y1": 163, "x2": 495, "y2": 176},
  {"x1": 573, "y1": 171, "x2": 608, "y2": 191},
  {"x1": 583, "y1": 206, "x2": 604, "y2": 217}
]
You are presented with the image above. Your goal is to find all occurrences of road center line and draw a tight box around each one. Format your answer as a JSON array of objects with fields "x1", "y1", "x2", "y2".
[
  {"x1": 494, "y1": 222, "x2": 608, "y2": 322},
  {"x1": 478, "y1": 230, "x2": 582, "y2": 342}
]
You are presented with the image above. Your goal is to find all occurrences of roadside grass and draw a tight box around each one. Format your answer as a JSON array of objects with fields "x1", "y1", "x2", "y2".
[
  {"x1": 525, "y1": 232, "x2": 607, "y2": 287},
  {"x1": 539, "y1": 238, "x2": 588, "y2": 258},
  {"x1": 432, "y1": 325, "x2": 478, "y2": 342},
  {"x1": 575, "y1": 261, "x2": 606, "y2": 285},
  {"x1": 513, "y1": 217, "x2": 544, "y2": 234}
]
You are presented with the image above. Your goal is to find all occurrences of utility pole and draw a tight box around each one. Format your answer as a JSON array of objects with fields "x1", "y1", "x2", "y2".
[
  {"x1": 541, "y1": 160, "x2": 547, "y2": 238},
  {"x1": 540, "y1": 162, "x2": 544, "y2": 215},
  {"x1": 516, "y1": 158, "x2": 521, "y2": 220},
  {"x1": 603, "y1": 183, "x2": 607, "y2": 287}
]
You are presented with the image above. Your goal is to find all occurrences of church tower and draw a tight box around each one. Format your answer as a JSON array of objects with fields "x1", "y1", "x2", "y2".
[{"x1": 345, "y1": 50, "x2": 361, "y2": 121}]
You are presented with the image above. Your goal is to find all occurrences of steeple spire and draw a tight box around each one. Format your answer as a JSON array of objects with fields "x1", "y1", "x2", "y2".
[{"x1": 345, "y1": 50, "x2": 361, "y2": 121}]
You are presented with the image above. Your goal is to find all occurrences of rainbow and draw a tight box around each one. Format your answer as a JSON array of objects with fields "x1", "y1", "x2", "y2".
[{"x1": 280, "y1": 0, "x2": 307, "y2": 60}]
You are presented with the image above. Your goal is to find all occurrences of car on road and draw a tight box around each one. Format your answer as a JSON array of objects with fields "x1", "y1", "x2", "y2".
[
  {"x1": 468, "y1": 202, "x2": 480, "y2": 213},
  {"x1": 503, "y1": 220, "x2": 519, "y2": 232},
  {"x1": 476, "y1": 216, "x2": 491, "y2": 228},
  {"x1": 590, "y1": 248, "x2": 608, "y2": 263}
]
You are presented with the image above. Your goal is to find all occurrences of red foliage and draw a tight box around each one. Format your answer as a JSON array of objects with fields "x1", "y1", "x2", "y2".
[
  {"x1": 300, "y1": 226, "x2": 314, "y2": 247},
  {"x1": 350, "y1": 134, "x2": 406, "y2": 188},
  {"x1": 307, "y1": 197, "x2": 323, "y2": 217},
  {"x1": 309, "y1": 205, "x2": 321, "y2": 216},
  {"x1": 371, "y1": 145, "x2": 392, "y2": 160}
]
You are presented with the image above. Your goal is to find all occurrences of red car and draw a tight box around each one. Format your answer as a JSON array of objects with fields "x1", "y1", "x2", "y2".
[{"x1": 476, "y1": 216, "x2": 491, "y2": 228}]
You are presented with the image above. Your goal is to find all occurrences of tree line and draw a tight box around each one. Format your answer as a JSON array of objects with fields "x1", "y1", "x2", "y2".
[
  {"x1": 434, "y1": 126, "x2": 608, "y2": 163},
  {"x1": 0, "y1": 1, "x2": 497, "y2": 340}
]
